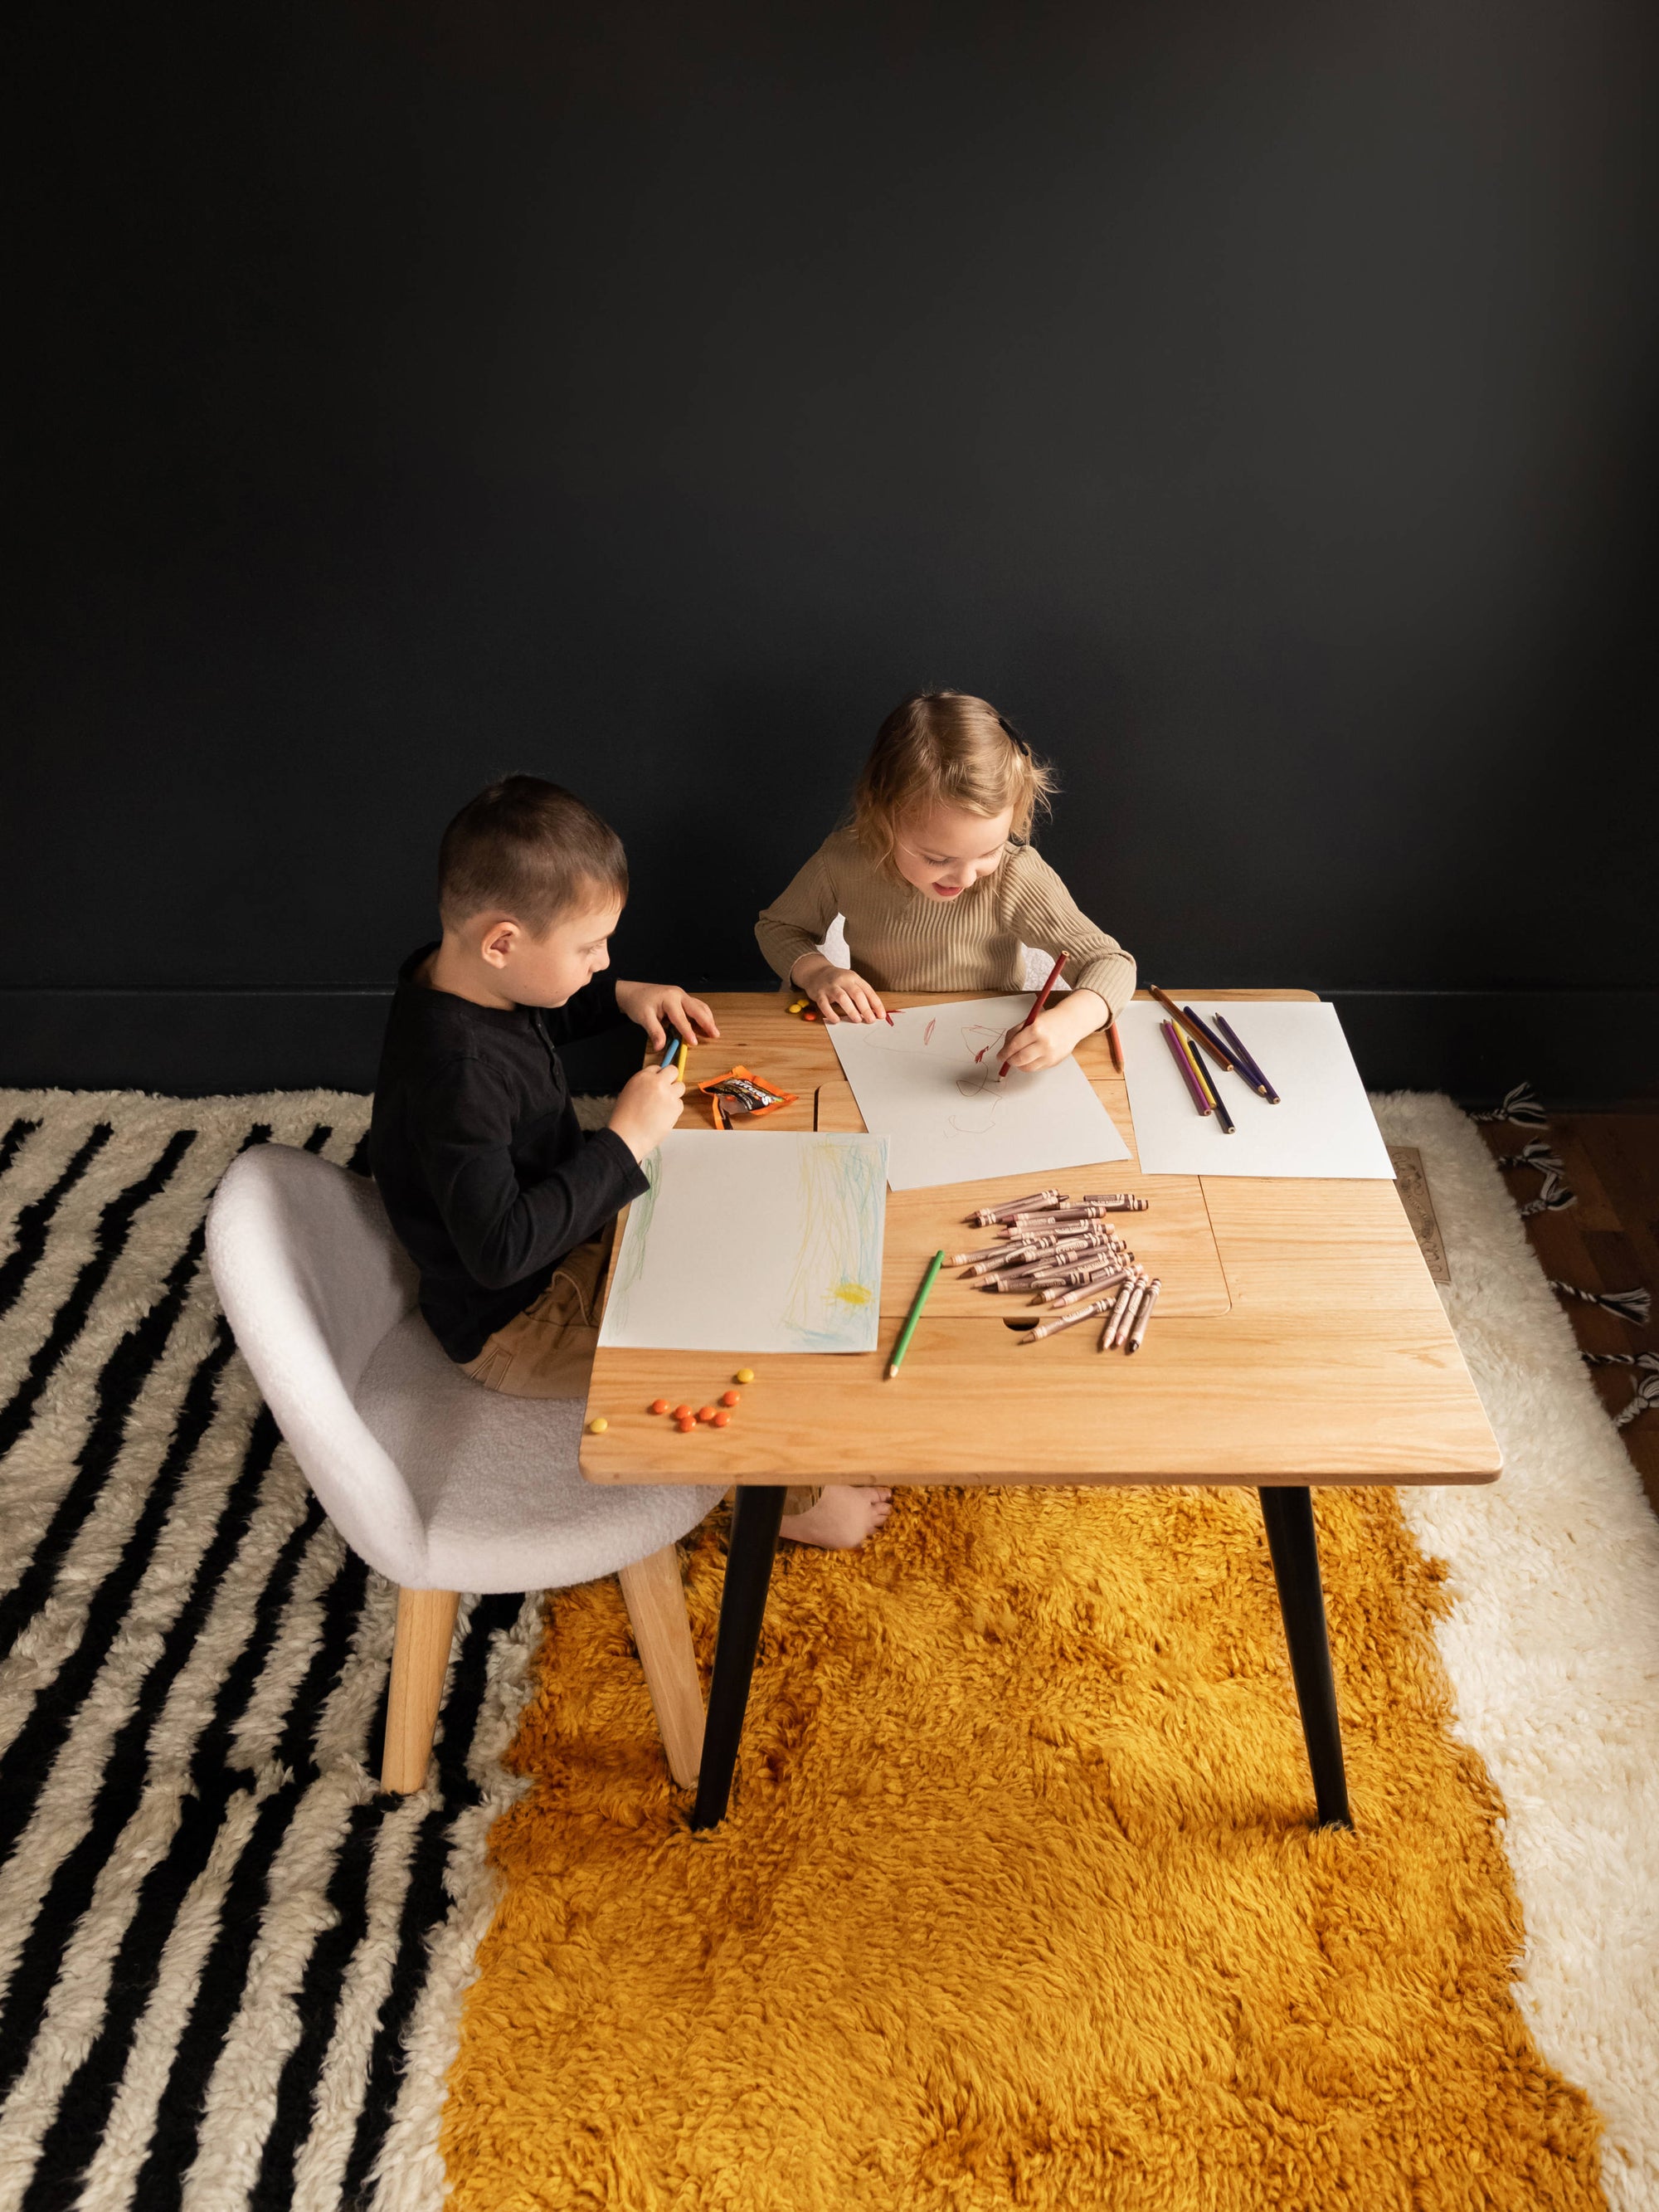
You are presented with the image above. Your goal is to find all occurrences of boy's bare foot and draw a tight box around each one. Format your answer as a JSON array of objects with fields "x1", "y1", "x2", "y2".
[{"x1": 780, "y1": 1485, "x2": 893, "y2": 1549}]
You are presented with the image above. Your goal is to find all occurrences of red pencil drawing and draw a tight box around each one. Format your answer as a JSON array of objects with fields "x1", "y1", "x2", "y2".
[
  {"x1": 950, "y1": 1026, "x2": 1009, "y2": 1132},
  {"x1": 827, "y1": 993, "x2": 1128, "y2": 1191}
]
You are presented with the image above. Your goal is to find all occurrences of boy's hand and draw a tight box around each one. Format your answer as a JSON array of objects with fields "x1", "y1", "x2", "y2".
[
  {"x1": 792, "y1": 955, "x2": 888, "y2": 1025},
  {"x1": 999, "y1": 989, "x2": 1108, "y2": 1076},
  {"x1": 608, "y1": 1065, "x2": 685, "y2": 1162},
  {"x1": 614, "y1": 980, "x2": 720, "y2": 1053}
]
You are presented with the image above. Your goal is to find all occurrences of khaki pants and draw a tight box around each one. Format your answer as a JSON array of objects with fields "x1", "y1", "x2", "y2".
[
  {"x1": 460, "y1": 1233, "x2": 611, "y2": 1401},
  {"x1": 460, "y1": 1229, "x2": 820, "y2": 1515}
]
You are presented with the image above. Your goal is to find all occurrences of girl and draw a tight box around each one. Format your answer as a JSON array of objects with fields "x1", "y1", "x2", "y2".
[
  {"x1": 757, "y1": 688, "x2": 1135, "y2": 1067},
  {"x1": 753, "y1": 689, "x2": 1136, "y2": 1550}
]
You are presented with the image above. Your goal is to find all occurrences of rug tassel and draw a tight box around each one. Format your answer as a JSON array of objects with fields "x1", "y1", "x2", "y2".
[
  {"x1": 1613, "y1": 1372, "x2": 1659, "y2": 1429},
  {"x1": 1517, "y1": 1172, "x2": 1577, "y2": 1218},
  {"x1": 1550, "y1": 1281, "x2": 1653, "y2": 1326},
  {"x1": 1472, "y1": 1082, "x2": 1548, "y2": 1128},
  {"x1": 1494, "y1": 1143, "x2": 1564, "y2": 1175}
]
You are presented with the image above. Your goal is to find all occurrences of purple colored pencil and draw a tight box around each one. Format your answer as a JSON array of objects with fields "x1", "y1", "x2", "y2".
[{"x1": 1212, "y1": 1012, "x2": 1279, "y2": 1103}]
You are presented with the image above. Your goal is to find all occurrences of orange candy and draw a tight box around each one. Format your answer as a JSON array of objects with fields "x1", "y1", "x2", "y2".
[
  {"x1": 802, "y1": 1010, "x2": 819, "y2": 1021},
  {"x1": 649, "y1": 1398, "x2": 670, "y2": 1415},
  {"x1": 720, "y1": 1390, "x2": 740, "y2": 1408},
  {"x1": 673, "y1": 1404, "x2": 693, "y2": 1422},
  {"x1": 697, "y1": 1405, "x2": 718, "y2": 1423},
  {"x1": 675, "y1": 1415, "x2": 696, "y2": 1433},
  {"x1": 712, "y1": 1411, "x2": 732, "y2": 1428}
]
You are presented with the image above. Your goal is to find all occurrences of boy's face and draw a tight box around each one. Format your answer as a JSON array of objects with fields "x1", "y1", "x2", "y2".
[
  {"x1": 893, "y1": 801, "x2": 1014, "y2": 900},
  {"x1": 480, "y1": 891, "x2": 623, "y2": 1008}
]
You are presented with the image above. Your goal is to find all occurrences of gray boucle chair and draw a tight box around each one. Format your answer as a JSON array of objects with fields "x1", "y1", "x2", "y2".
[{"x1": 205, "y1": 1143, "x2": 722, "y2": 1791}]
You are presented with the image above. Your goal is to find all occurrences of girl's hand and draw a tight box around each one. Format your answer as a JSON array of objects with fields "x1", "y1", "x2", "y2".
[
  {"x1": 999, "y1": 989, "x2": 1108, "y2": 1075},
  {"x1": 793, "y1": 957, "x2": 888, "y2": 1025},
  {"x1": 615, "y1": 980, "x2": 721, "y2": 1053}
]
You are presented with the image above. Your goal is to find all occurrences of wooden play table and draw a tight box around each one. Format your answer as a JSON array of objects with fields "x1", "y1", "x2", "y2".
[{"x1": 581, "y1": 989, "x2": 1501, "y2": 1830}]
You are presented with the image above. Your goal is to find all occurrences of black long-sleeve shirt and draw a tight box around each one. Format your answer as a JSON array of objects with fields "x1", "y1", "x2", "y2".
[{"x1": 368, "y1": 945, "x2": 648, "y2": 1361}]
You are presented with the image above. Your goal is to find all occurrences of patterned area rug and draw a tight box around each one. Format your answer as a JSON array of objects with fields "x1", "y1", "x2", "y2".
[
  {"x1": 0, "y1": 1090, "x2": 534, "y2": 2212},
  {"x1": 0, "y1": 1089, "x2": 1656, "y2": 2211}
]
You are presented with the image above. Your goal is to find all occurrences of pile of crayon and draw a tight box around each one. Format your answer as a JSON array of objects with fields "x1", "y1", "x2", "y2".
[{"x1": 952, "y1": 1189, "x2": 1161, "y2": 1354}]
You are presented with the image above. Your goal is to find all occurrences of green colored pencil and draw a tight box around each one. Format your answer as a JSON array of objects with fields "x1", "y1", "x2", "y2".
[{"x1": 887, "y1": 1250, "x2": 945, "y2": 1380}]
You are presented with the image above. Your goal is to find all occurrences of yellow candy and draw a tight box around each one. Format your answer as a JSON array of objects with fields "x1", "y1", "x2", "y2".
[
  {"x1": 734, "y1": 1367, "x2": 755, "y2": 1385},
  {"x1": 587, "y1": 1417, "x2": 608, "y2": 1434}
]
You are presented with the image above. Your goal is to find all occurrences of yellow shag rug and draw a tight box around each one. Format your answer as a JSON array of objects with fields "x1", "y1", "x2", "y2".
[{"x1": 440, "y1": 1484, "x2": 1604, "y2": 2210}]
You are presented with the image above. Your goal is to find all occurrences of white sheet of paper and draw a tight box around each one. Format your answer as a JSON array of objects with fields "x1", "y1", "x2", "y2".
[
  {"x1": 827, "y1": 995, "x2": 1130, "y2": 1191},
  {"x1": 1117, "y1": 999, "x2": 1394, "y2": 1177},
  {"x1": 597, "y1": 1131, "x2": 888, "y2": 1353}
]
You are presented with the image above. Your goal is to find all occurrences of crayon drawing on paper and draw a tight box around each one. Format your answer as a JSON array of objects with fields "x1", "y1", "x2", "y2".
[
  {"x1": 597, "y1": 1131, "x2": 888, "y2": 1354},
  {"x1": 829, "y1": 995, "x2": 1130, "y2": 1191}
]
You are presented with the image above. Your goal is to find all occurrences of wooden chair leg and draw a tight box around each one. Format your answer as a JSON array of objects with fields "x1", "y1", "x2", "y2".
[
  {"x1": 382, "y1": 1586, "x2": 460, "y2": 1793},
  {"x1": 617, "y1": 1546, "x2": 705, "y2": 1790}
]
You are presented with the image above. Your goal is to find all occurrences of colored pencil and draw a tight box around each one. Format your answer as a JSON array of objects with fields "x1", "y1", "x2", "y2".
[
  {"x1": 1185, "y1": 1032, "x2": 1236, "y2": 1136},
  {"x1": 999, "y1": 951, "x2": 1068, "y2": 1079},
  {"x1": 1107, "y1": 1018, "x2": 1123, "y2": 1071},
  {"x1": 659, "y1": 1037, "x2": 682, "y2": 1070},
  {"x1": 1146, "y1": 986, "x2": 1239, "y2": 1075},
  {"x1": 1162, "y1": 1020, "x2": 1211, "y2": 1114},
  {"x1": 1126, "y1": 1276, "x2": 1160, "y2": 1352},
  {"x1": 887, "y1": 1250, "x2": 945, "y2": 1379},
  {"x1": 1213, "y1": 1011, "x2": 1280, "y2": 1103}
]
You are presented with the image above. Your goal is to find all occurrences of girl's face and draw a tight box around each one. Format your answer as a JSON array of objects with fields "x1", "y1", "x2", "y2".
[{"x1": 893, "y1": 802, "x2": 1015, "y2": 899}]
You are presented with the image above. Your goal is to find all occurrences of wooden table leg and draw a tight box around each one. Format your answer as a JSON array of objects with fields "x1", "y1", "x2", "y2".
[
  {"x1": 689, "y1": 1484, "x2": 787, "y2": 1830},
  {"x1": 1258, "y1": 1487, "x2": 1354, "y2": 1830}
]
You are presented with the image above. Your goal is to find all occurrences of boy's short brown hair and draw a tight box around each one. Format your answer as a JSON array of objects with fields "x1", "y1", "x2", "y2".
[{"x1": 438, "y1": 775, "x2": 629, "y2": 934}]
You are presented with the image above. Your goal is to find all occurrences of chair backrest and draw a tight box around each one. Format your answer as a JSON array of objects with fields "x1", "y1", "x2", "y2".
[{"x1": 206, "y1": 1143, "x2": 432, "y2": 1585}]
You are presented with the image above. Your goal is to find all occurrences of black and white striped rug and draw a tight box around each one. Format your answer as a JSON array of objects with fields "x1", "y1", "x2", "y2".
[{"x1": 0, "y1": 1089, "x2": 541, "y2": 2212}]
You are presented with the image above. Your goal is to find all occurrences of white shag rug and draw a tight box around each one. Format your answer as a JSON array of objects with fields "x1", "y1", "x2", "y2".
[{"x1": 1372, "y1": 1094, "x2": 1659, "y2": 2211}]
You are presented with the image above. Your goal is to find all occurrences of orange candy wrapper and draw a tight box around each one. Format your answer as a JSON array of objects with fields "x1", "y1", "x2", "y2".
[{"x1": 696, "y1": 1065, "x2": 798, "y2": 1127}]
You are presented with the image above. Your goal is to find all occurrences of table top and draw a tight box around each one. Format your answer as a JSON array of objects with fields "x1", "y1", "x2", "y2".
[{"x1": 580, "y1": 991, "x2": 1501, "y2": 1490}]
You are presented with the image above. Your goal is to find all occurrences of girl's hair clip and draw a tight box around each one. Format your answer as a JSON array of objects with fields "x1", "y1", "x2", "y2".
[{"x1": 996, "y1": 714, "x2": 1032, "y2": 758}]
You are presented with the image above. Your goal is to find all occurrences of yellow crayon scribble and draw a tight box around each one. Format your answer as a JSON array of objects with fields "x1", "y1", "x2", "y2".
[{"x1": 830, "y1": 1280, "x2": 873, "y2": 1306}]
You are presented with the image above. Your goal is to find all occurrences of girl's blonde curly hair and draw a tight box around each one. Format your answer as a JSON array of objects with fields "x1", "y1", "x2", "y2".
[{"x1": 851, "y1": 690, "x2": 1055, "y2": 875}]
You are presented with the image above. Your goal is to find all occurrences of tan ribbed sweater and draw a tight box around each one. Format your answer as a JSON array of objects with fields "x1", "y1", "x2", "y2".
[{"x1": 755, "y1": 830, "x2": 1136, "y2": 1017}]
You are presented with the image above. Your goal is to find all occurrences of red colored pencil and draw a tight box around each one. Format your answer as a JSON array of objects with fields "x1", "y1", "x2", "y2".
[
  {"x1": 1161, "y1": 1020, "x2": 1211, "y2": 1114},
  {"x1": 999, "y1": 952, "x2": 1068, "y2": 1079},
  {"x1": 1107, "y1": 1018, "x2": 1123, "y2": 1072}
]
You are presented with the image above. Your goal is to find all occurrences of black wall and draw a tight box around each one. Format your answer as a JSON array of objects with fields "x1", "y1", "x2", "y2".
[{"x1": 7, "y1": 0, "x2": 1657, "y2": 1100}]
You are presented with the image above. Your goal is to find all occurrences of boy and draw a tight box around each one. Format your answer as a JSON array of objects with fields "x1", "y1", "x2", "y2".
[
  {"x1": 370, "y1": 775, "x2": 708, "y2": 1398},
  {"x1": 371, "y1": 773, "x2": 891, "y2": 1548}
]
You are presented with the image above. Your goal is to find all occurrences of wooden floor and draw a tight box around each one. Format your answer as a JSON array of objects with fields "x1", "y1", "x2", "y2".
[{"x1": 1477, "y1": 1112, "x2": 1659, "y2": 1516}]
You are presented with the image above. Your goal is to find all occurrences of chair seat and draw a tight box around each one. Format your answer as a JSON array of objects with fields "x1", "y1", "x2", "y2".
[{"x1": 354, "y1": 1313, "x2": 723, "y2": 1593}]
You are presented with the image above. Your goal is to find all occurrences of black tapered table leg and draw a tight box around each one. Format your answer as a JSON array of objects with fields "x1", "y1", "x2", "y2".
[
  {"x1": 689, "y1": 1484, "x2": 787, "y2": 1830},
  {"x1": 1258, "y1": 1486, "x2": 1353, "y2": 1830}
]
